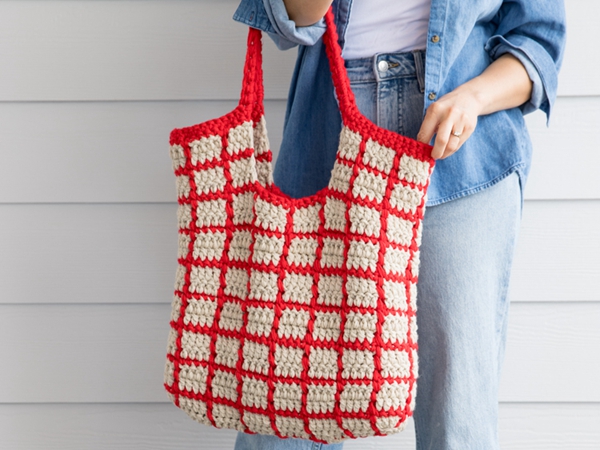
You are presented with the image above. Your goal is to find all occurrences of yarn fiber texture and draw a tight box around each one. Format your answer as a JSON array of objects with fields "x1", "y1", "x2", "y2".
[{"x1": 163, "y1": 7, "x2": 434, "y2": 444}]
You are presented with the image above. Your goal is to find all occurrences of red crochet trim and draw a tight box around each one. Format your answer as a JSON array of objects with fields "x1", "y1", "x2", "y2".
[{"x1": 164, "y1": 6, "x2": 434, "y2": 444}]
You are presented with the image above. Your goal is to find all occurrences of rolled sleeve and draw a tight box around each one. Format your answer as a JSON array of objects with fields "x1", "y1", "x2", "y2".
[
  {"x1": 233, "y1": 0, "x2": 326, "y2": 50},
  {"x1": 484, "y1": 1, "x2": 567, "y2": 123}
]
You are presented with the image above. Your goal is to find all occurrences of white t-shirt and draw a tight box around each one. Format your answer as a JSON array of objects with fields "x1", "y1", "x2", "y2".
[{"x1": 342, "y1": 0, "x2": 432, "y2": 60}]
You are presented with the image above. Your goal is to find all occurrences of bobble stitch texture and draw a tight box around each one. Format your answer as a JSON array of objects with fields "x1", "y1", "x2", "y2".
[{"x1": 164, "y1": 6, "x2": 434, "y2": 444}]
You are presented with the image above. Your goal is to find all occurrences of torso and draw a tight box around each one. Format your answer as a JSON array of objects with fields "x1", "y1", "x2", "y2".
[{"x1": 342, "y1": 0, "x2": 432, "y2": 59}]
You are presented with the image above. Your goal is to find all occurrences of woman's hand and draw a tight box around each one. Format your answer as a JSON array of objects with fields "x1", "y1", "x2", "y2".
[
  {"x1": 416, "y1": 87, "x2": 480, "y2": 160},
  {"x1": 417, "y1": 53, "x2": 534, "y2": 160}
]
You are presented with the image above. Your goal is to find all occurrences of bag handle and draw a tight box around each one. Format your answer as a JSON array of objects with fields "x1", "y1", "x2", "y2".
[
  {"x1": 321, "y1": 7, "x2": 360, "y2": 122},
  {"x1": 239, "y1": 7, "x2": 359, "y2": 124},
  {"x1": 239, "y1": 26, "x2": 265, "y2": 122}
]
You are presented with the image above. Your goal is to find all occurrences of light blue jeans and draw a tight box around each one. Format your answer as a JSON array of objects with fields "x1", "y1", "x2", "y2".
[{"x1": 234, "y1": 50, "x2": 522, "y2": 450}]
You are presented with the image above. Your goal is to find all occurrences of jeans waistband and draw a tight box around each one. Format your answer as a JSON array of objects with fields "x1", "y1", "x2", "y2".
[{"x1": 344, "y1": 49, "x2": 426, "y2": 88}]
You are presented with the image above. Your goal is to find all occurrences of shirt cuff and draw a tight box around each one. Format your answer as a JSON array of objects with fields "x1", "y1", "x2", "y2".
[
  {"x1": 485, "y1": 34, "x2": 557, "y2": 124},
  {"x1": 491, "y1": 43, "x2": 545, "y2": 117},
  {"x1": 233, "y1": 0, "x2": 326, "y2": 50}
]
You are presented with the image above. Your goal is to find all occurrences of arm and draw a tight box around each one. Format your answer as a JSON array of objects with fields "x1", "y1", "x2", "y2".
[
  {"x1": 418, "y1": 0, "x2": 566, "y2": 160},
  {"x1": 233, "y1": 0, "x2": 328, "y2": 50},
  {"x1": 283, "y1": 0, "x2": 333, "y2": 26},
  {"x1": 417, "y1": 53, "x2": 533, "y2": 160}
]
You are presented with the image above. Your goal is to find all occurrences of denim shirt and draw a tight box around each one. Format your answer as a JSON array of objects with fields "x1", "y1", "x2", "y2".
[{"x1": 233, "y1": 0, "x2": 566, "y2": 205}]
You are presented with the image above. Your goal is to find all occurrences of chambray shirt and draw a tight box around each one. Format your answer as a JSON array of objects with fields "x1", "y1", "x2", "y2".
[{"x1": 233, "y1": 0, "x2": 566, "y2": 205}]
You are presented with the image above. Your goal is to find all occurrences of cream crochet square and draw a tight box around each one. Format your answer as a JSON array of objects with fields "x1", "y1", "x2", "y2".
[
  {"x1": 342, "y1": 349, "x2": 375, "y2": 379},
  {"x1": 306, "y1": 384, "x2": 336, "y2": 413},
  {"x1": 193, "y1": 231, "x2": 227, "y2": 261},
  {"x1": 343, "y1": 312, "x2": 377, "y2": 343},
  {"x1": 232, "y1": 192, "x2": 254, "y2": 225},
  {"x1": 212, "y1": 403, "x2": 244, "y2": 431},
  {"x1": 363, "y1": 139, "x2": 395, "y2": 174},
  {"x1": 180, "y1": 331, "x2": 211, "y2": 361},
  {"x1": 398, "y1": 154, "x2": 431, "y2": 185},
  {"x1": 255, "y1": 196, "x2": 288, "y2": 232},
  {"x1": 321, "y1": 237, "x2": 345, "y2": 268},
  {"x1": 224, "y1": 267, "x2": 249, "y2": 300},
  {"x1": 283, "y1": 273, "x2": 314, "y2": 304},
  {"x1": 183, "y1": 298, "x2": 217, "y2": 327},
  {"x1": 190, "y1": 266, "x2": 220, "y2": 296},
  {"x1": 246, "y1": 306, "x2": 275, "y2": 337},
  {"x1": 380, "y1": 350, "x2": 411, "y2": 378},
  {"x1": 195, "y1": 199, "x2": 227, "y2": 227},
  {"x1": 249, "y1": 269, "x2": 279, "y2": 302},
  {"x1": 287, "y1": 237, "x2": 319, "y2": 267},
  {"x1": 312, "y1": 312, "x2": 341, "y2": 342},
  {"x1": 389, "y1": 182, "x2": 423, "y2": 214},
  {"x1": 241, "y1": 377, "x2": 269, "y2": 409},
  {"x1": 278, "y1": 308, "x2": 310, "y2": 339},
  {"x1": 227, "y1": 230, "x2": 253, "y2": 262},
  {"x1": 383, "y1": 280, "x2": 408, "y2": 311},
  {"x1": 347, "y1": 239, "x2": 379, "y2": 272},
  {"x1": 242, "y1": 340, "x2": 270, "y2": 375},
  {"x1": 386, "y1": 214, "x2": 414, "y2": 246},
  {"x1": 352, "y1": 169, "x2": 387, "y2": 203},
  {"x1": 227, "y1": 122, "x2": 253, "y2": 155},
  {"x1": 178, "y1": 363, "x2": 208, "y2": 395},
  {"x1": 212, "y1": 370, "x2": 238, "y2": 402},
  {"x1": 349, "y1": 203, "x2": 381, "y2": 237},
  {"x1": 252, "y1": 233, "x2": 285, "y2": 266},
  {"x1": 375, "y1": 381, "x2": 409, "y2": 412},
  {"x1": 190, "y1": 135, "x2": 222, "y2": 165},
  {"x1": 243, "y1": 410, "x2": 272, "y2": 433},
  {"x1": 308, "y1": 347, "x2": 339, "y2": 379},
  {"x1": 324, "y1": 197, "x2": 347, "y2": 232},
  {"x1": 340, "y1": 382, "x2": 373, "y2": 413},
  {"x1": 316, "y1": 275, "x2": 343, "y2": 306},
  {"x1": 218, "y1": 302, "x2": 244, "y2": 332},
  {"x1": 175, "y1": 175, "x2": 191, "y2": 199},
  {"x1": 177, "y1": 204, "x2": 192, "y2": 229},
  {"x1": 381, "y1": 314, "x2": 409, "y2": 344},
  {"x1": 230, "y1": 157, "x2": 257, "y2": 188},
  {"x1": 275, "y1": 415, "x2": 309, "y2": 439},
  {"x1": 214, "y1": 336, "x2": 240, "y2": 369},
  {"x1": 293, "y1": 204, "x2": 322, "y2": 233},
  {"x1": 194, "y1": 165, "x2": 226, "y2": 195},
  {"x1": 274, "y1": 345, "x2": 304, "y2": 378},
  {"x1": 384, "y1": 247, "x2": 411, "y2": 275},
  {"x1": 346, "y1": 276, "x2": 378, "y2": 308},
  {"x1": 273, "y1": 382, "x2": 303, "y2": 412}
]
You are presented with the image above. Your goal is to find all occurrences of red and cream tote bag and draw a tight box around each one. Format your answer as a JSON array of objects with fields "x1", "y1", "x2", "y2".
[{"x1": 163, "y1": 7, "x2": 434, "y2": 444}]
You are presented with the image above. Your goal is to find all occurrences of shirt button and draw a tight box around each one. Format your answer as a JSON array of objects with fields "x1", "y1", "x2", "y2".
[
  {"x1": 378, "y1": 60, "x2": 389, "y2": 72},
  {"x1": 428, "y1": 92, "x2": 437, "y2": 101},
  {"x1": 431, "y1": 34, "x2": 440, "y2": 43}
]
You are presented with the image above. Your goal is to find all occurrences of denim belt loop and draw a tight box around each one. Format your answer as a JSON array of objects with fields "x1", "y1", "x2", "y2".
[{"x1": 412, "y1": 49, "x2": 426, "y2": 94}]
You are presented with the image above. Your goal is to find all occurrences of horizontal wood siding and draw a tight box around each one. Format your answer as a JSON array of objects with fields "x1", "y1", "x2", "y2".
[
  {"x1": 0, "y1": 0, "x2": 597, "y2": 448},
  {"x1": 0, "y1": 302, "x2": 598, "y2": 402},
  {"x1": 1, "y1": 201, "x2": 598, "y2": 304},
  {"x1": 1, "y1": 403, "x2": 598, "y2": 450},
  {"x1": 0, "y1": 0, "x2": 593, "y2": 101},
  {"x1": 0, "y1": 97, "x2": 598, "y2": 203}
]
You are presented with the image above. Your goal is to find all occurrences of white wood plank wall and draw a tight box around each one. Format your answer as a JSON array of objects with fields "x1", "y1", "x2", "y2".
[{"x1": 0, "y1": 1, "x2": 598, "y2": 449}]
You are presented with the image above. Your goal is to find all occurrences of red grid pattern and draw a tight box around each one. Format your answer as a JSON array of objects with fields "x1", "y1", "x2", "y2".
[{"x1": 164, "y1": 7, "x2": 434, "y2": 444}]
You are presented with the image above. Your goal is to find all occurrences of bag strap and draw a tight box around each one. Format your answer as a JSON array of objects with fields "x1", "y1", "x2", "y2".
[
  {"x1": 239, "y1": 6, "x2": 359, "y2": 124},
  {"x1": 321, "y1": 7, "x2": 360, "y2": 122},
  {"x1": 239, "y1": 26, "x2": 265, "y2": 122}
]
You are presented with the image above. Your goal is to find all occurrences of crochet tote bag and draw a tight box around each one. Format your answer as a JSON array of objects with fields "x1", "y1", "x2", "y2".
[{"x1": 164, "y1": 8, "x2": 434, "y2": 444}]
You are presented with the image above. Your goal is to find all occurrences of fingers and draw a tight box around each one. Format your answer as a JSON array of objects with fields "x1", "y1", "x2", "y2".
[
  {"x1": 417, "y1": 101, "x2": 477, "y2": 160},
  {"x1": 416, "y1": 102, "x2": 440, "y2": 146}
]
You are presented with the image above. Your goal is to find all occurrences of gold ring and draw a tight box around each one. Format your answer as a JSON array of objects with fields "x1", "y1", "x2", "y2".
[{"x1": 451, "y1": 130, "x2": 462, "y2": 138}]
